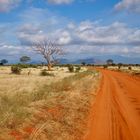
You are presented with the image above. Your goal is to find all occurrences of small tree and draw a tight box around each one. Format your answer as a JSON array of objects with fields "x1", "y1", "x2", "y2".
[
  {"x1": 68, "y1": 65, "x2": 74, "y2": 72},
  {"x1": 0, "y1": 59, "x2": 8, "y2": 65},
  {"x1": 81, "y1": 62, "x2": 86, "y2": 66},
  {"x1": 118, "y1": 63, "x2": 123, "y2": 69},
  {"x1": 11, "y1": 65, "x2": 22, "y2": 74},
  {"x1": 20, "y1": 56, "x2": 31, "y2": 64},
  {"x1": 103, "y1": 65, "x2": 108, "y2": 69},
  {"x1": 32, "y1": 40, "x2": 63, "y2": 71},
  {"x1": 128, "y1": 66, "x2": 132, "y2": 70},
  {"x1": 75, "y1": 66, "x2": 81, "y2": 72},
  {"x1": 106, "y1": 59, "x2": 113, "y2": 65}
]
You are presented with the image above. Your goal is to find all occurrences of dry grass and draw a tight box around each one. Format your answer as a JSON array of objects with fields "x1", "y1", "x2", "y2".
[
  {"x1": 0, "y1": 66, "x2": 75, "y2": 95},
  {"x1": 0, "y1": 66, "x2": 100, "y2": 140},
  {"x1": 102, "y1": 66, "x2": 140, "y2": 77}
]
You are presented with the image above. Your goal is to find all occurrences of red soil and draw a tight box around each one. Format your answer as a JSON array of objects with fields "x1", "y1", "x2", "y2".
[
  {"x1": 84, "y1": 69, "x2": 140, "y2": 140},
  {"x1": 9, "y1": 130, "x2": 22, "y2": 140}
]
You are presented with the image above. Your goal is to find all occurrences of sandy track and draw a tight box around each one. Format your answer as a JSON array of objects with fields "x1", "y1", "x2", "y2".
[{"x1": 84, "y1": 69, "x2": 140, "y2": 140}]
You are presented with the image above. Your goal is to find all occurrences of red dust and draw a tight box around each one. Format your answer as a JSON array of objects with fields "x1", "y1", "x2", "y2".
[
  {"x1": 23, "y1": 126, "x2": 35, "y2": 134},
  {"x1": 9, "y1": 130, "x2": 22, "y2": 140}
]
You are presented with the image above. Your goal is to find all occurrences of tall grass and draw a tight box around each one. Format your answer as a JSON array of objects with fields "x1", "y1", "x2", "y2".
[{"x1": 0, "y1": 70, "x2": 100, "y2": 140}]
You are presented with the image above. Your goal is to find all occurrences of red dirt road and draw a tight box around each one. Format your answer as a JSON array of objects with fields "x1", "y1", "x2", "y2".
[{"x1": 84, "y1": 69, "x2": 140, "y2": 140}]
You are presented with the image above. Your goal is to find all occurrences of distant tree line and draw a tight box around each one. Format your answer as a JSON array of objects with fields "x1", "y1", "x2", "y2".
[{"x1": 0, "y1": 56, "x2": 140, "y2": 68}]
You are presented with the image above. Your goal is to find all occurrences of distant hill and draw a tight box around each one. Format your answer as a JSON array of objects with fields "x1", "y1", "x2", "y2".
[
  {"x1": 94, "y1": 55, "x2": 140, "y2": 64},
  {"x1": 72, "y1": 58, "x2": 104, "y2": 64},
  {"x1": 58, "y1": 58, "x2": 104, "y2": 64},
  {"x1": 28, "y1": 55, "x2": 140, "y2": 65}
]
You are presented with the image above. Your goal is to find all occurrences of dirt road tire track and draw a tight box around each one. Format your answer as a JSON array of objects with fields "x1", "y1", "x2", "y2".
[{"x1": 84, "y1": 69, "x2": 140, "y2": 140}]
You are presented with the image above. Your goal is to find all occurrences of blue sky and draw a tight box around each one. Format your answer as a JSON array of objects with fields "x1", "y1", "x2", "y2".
[{"x1": 0, "y1": 0, "x2": 140, "y2": 63}]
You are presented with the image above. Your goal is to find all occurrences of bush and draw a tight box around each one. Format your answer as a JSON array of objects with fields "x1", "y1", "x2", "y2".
[
  {"x1": 68, "y1": 65, "x2": 74, "y2": 72},
  {"x1": 128, "y1": 66, "x2": 132, "y2": 70},
  {"x1": 29, "y1": 64, "x2": 38, "y2": 68},
  {"x1": 17, "y1": 64, "x2": 38, "y2": 69},
  {"x1": 103, "y1": 65, "x2": 108, "y2": 69},
  {"x1": 40, "y1": 69, "x2": 54, "y2": 76},
  {"x1": 75, "y1": 66, "x2": 81, "y2": 72},
  {"x1": 17, "y1": 63, "x2": 29, "y2": 68},
  {"x1": 118, "y1": 66, "x2": 121, "y2": 69},
  {"x1": 11, "y1": 65, "x2": 22, "y2": 74}
]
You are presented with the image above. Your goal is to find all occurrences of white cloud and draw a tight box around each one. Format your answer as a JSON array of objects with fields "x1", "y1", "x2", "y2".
[
  {"x1": 47, "y1": 0, "x2": 73, "y2": 4},
  {"x1": 0, "y1": 44, "x2": 26, "y2": 57},
  {"x1": 56, "y1": 30, "x2": 72, "y2": 45},
  {"x1": 115, "y1": 0, "x2": 140, "y2": 13},
  {"x1": 0, "y1": 0, "x2": 95, "y2": 12},
  {"x1": 45, "y1": 0, "x2": 95, "y2": 5},
  {"x1": 74, "y1": 21, "x2": 130, "y2": 45},
  {"x1": 0, "y1": 0, "x2": 73, "y2": 12},
  {"x1": 0, "y1": 7, "x2": 140, "y2": 58},
  {"x1": 17, "y1": 7, "x2": 70, "y2": 45},
  {"x1": 17, "y1": 18, "x2": 140, "y2": 56},
  {"x1": 0, "y1": 0, "x2": 21, "y2": 12},
  {"x1": 51, "y1": 21, "x2": 140, "y2": 56}
]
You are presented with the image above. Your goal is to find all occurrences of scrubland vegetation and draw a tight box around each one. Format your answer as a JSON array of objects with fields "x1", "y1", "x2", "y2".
[
  {"x1": 93, "y1": 59, "x2": 140, "y2": 76},
  {"x1": 103, "y1": 65, "x2": 140, "y2": 76},
  {"x1": 0, "y1": 66, "x2": 100, "y2": 140}
]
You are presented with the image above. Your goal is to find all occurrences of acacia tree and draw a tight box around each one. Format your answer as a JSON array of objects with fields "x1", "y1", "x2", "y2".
[
  {"x1": 0, "y1": 59, "x2": 8, "y2": 65},
  {"x1": 32, "y1": 40, "x2": 63, "y2": 71},
  {"x1": 81, "y1": 62, "x2": 86, "y2": 66},
  {"x1": 106, "y1": 59, "x2": 114, "y2": 65},
  {"x1": 20, "y1": 56, "x2": 31, "y2": 64}
]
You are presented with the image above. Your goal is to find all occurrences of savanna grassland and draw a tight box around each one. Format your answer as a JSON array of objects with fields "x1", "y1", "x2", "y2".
[
  {"x1": 0, "y1": 66, "x2": 100, "y2": 140},
  {"x1": 104, "y1": 65, "x2": 140, "y2": 79}
]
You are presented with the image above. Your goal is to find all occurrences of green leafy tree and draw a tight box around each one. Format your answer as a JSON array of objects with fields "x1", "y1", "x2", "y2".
[
  {"x1": 0, "y1": 59, "x2": 8, "y2": 65},
  {"x1": 20, "y1": 56, "x2": 31, "y2": 64},
  {"x1": 106, "y1": 59, "x2": 114, "y2": 65},
  {"x1": 81, "y1": 62, "x2": 86, "y2": 66}
]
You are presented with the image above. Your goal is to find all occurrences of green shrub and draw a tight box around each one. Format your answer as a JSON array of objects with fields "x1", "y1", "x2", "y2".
[
  {"x1": 103, "y1": 65, "x2": 108, "y2": 69},
  {"x1": 18, "y1": 63, "x2": 29, "y2": 68},
  {"x1": 128, "y1": 66, "x2": 132, "y2": 70},
  {"x1": 118, "y1": 66, "x2": 121, "y2": 69},
  {"x1": 11, "y1": 65, "x2": 22, "y2": 74},
  {"x1": 29, "y1": 64, "x2": 38, "y2": 68},
  {"x1": 40, "y1": 69, "x2": 54, "y2": 76},
  {"x1": 17, "y1": 64, "x2": 38, "y2": 69},
  {"x1": 75, "y1": 66, "x2": 81, "y2": 72},
  {"x1": 68, "y1": 65, "x2": 74, "y2": 72}
]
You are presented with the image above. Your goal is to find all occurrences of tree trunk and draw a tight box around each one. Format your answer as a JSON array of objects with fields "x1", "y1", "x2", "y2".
[
  {"x1": 44, "y1": 55, "x2": 52, "y2": 71},
  {"x1": 47, "y1": 64, "x2": 52, "y2": 71}
]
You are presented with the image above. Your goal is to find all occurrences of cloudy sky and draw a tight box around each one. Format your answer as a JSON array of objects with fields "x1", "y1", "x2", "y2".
[{"x1": 0, "y1": 0, "x2": 140, "y2": 63}]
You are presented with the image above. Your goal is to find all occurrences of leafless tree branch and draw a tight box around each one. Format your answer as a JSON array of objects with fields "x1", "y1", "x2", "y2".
[{"x1": 32, "y1": 39, "x2": 64, "y2": 70}]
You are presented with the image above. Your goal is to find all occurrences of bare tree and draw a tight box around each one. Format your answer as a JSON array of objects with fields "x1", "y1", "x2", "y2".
[{"x1": 32, "y1": 39, "x2": 63, "y2": 71}]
